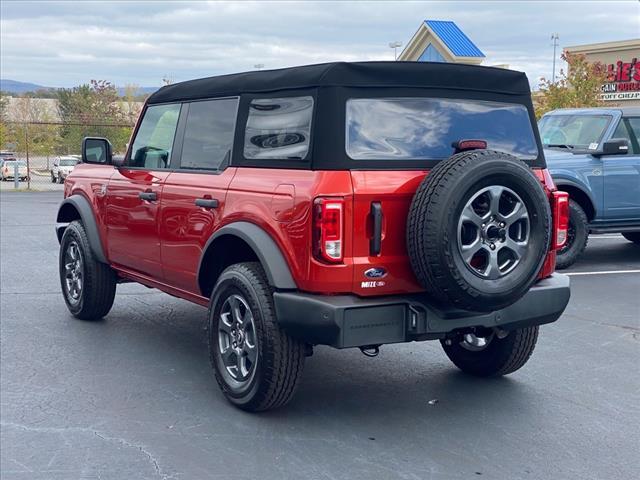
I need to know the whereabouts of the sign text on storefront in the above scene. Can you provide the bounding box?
[600,57,640,101]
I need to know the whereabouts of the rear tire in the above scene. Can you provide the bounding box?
[441,326,539,377]
[51,172,56,183]
[208,262,305,412]
[59,221,117,320]
[622,232,640,245]
[556,200,589,269]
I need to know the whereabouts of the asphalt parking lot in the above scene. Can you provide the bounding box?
[1,191,639,480]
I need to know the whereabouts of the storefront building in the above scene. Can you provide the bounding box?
[565,39,640,106]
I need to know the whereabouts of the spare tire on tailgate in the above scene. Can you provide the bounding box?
[407,150,551,312]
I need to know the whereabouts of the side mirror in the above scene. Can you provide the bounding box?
[82,137,113,164]
[597,138,630,156]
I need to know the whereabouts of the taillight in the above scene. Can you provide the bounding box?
[552,191,570,249]
[313,197,344,263]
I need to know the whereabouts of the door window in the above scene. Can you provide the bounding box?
[625,118,640,153]
[180,98,239,170]
[129,104,181,169]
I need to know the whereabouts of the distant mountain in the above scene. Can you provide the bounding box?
[0,79,51,94]
[1,79,158,97]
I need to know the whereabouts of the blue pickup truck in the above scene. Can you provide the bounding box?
[539,107,640,268]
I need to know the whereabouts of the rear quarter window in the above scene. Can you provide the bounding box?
[346,98,538,161]
[243,96,313,160]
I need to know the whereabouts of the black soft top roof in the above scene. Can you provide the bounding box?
[147,61,531,104]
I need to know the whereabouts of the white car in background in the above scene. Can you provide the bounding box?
[51,156,81,183]
[0,158,29,181]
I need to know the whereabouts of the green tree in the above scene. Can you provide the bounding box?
[0,93,9,150]
[57,80,133,154]
[535,52,608,118]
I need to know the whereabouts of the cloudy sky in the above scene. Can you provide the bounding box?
[1,0,638,89]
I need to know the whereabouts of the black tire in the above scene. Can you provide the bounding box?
[59,220,117,320]
[622,232,640,245]
[51,173,56,183]
[407,150,551,312]
[208,262,305,412]
[556,200,589,269]
[441,326,539,377]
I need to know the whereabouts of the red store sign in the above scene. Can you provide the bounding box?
[601,58,640,100]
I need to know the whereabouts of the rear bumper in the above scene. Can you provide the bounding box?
[274,273,570,348]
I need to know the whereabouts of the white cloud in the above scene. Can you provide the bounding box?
[1,1,638,88]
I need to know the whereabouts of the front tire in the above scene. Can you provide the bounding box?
[59,221,117,320]
[441,326,539,377]
[51,172,57,183]
[208,262,305,412]
[556,200,589,269]
[622,232,640,245]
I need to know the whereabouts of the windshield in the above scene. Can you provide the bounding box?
[346,97,539,161]
[4,161,26,167]
[59,159,78,166]
[538,114,611,149]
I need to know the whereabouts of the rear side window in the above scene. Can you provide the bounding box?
[129,104,180,169]
[180,98,239,170]
[244,96,313,160]
[346,98,538,160]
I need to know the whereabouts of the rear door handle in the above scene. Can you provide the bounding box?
[370,201,383,256]
[195,198,219,209]
[139,191,157,201]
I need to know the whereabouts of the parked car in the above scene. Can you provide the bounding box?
[1,159,29,181]
[51,155,81,183]
[540,107,640,268]
[56,62,571,411]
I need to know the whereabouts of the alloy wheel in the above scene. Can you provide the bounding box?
[460,332,494,351]
[217,294,258,385]
[457,185,530,279]
[64,241,83,304]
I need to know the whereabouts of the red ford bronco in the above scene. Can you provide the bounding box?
[57,62,571,411]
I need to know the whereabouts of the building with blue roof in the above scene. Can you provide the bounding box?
[398,20,486,65]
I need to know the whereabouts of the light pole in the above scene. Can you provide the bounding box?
[389,41,402,61]
[254,64,265,70]
[551,33,559,83]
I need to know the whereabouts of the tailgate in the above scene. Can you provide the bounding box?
[350,170,429,296]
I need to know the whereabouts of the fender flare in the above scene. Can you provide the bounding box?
[553,178,597,219]
[198,222,297,291]
[56,195,108,264]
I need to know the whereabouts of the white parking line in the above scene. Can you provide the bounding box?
[566,269,640,276]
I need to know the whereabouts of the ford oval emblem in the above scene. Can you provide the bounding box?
[364,267,387,279]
